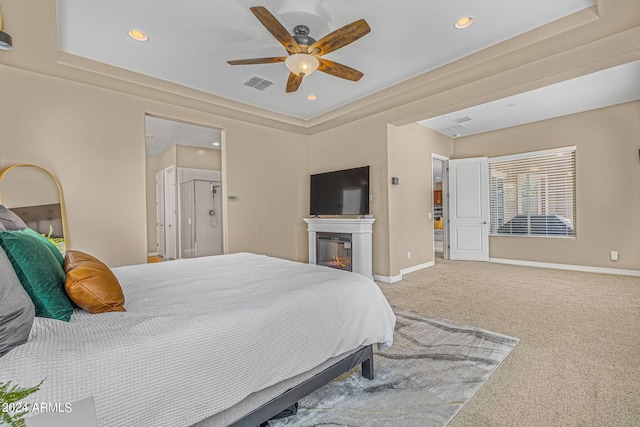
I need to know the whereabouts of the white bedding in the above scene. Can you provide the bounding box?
[0,253,395,427]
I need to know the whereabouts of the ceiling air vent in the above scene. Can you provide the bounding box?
[437,124,469,137]
[452,116,472,124]
[243,76,274,91]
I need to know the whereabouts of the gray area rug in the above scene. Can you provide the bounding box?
[271,308,519,427]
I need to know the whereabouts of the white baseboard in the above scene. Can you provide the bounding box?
[147,252,159,257]
[374,274,402,283]
[401,261,434,276]
[490,258,640,277]
[374,261,435,283]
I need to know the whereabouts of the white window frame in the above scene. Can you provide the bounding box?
[488,146,576,238]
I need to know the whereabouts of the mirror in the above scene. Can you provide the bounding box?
[0,164,68,250]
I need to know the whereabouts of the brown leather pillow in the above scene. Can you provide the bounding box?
[64,250,126,313]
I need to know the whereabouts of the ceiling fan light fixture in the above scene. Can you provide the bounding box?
[0,12,13,50]
[454,16,474,29]
[0,30,11,50]
[285,54,319,77]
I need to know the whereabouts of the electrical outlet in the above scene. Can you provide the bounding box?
[611,251,619,261]
[407,251,411,259]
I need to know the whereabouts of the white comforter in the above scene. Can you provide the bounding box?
[0,253,396,426]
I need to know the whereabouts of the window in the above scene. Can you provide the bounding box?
[489,147,576,237]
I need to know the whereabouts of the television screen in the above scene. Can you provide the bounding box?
[310,166,370,216]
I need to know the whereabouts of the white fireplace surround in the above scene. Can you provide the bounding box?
[304,218,375,279]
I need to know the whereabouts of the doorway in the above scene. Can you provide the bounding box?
[432,155,449,260]
[145,115,223,260]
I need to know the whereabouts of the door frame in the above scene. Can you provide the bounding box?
[164,164,177,259]
[155,170,165,257]
[432,154,450,260]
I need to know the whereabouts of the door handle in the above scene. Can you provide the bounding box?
[480,221,487,225]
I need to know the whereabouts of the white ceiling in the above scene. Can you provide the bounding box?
[56,0,596,121]
[418,60,640,138]
[145,116,221,156]
[148,58,640,155]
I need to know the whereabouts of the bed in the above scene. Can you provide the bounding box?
[0,252,396,426]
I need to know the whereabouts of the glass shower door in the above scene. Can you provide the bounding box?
[180,180,196,258]
[193,180,218,257]
[180,179,223,259]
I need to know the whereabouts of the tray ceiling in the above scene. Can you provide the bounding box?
[56,0,596,121]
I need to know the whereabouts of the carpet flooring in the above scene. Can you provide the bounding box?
[270,308,518,427]
[378,259,640,426]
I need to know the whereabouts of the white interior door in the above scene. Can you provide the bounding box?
[155,170,165,257]
[164,165,177,259]
[448,157,489,261]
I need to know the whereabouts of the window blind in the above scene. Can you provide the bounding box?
[488,147,576,237]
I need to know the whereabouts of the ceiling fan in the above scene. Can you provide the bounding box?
[228,6,371,93]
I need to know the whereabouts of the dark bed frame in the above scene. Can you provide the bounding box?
[228,345,375,427]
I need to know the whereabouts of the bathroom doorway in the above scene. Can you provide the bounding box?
[145,115,224,260]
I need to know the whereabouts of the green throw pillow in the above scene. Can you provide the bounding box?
[0,230,73,322]
[22,228,64,266]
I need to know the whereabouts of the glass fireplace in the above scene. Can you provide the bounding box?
[316,232,352,272]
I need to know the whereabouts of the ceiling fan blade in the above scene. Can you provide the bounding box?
[308,19,371,56]
[227,57,287,65]
[317,59,364,81]
[250,6,301,54]
[286,73,303,93]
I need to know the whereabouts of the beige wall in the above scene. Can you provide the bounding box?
[454,101,640,271]
[387,123,453,275]
[0,65,309,267]
[307,117,456,278]
[0,66,148,266]
[0,166,60,208]
[1,1,638,274]
[155,145,178,171]
[176,144,222,170]
[308,114,391,276]
[223,122,309,262]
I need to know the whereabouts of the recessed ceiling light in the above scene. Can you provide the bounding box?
[454,17,474,30]
[212,141,220,147]
[306,94,317,101]
[128,29,149,42]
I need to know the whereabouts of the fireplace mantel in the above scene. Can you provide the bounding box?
[304,217,375,279]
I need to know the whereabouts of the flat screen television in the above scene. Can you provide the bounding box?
[310,166,370,216]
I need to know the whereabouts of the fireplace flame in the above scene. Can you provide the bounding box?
[328,256,350,268]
